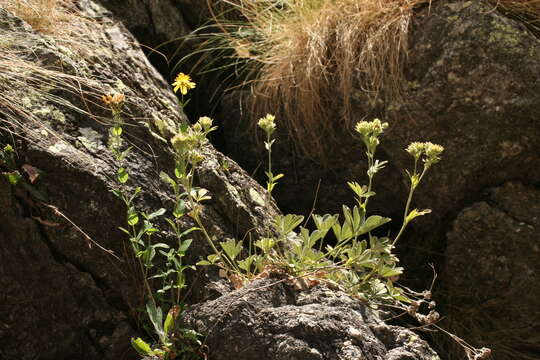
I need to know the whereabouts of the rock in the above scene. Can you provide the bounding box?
[182,278,441,360]
[0,3,276,359]
[444,182,540,359]
[96,0,191,47]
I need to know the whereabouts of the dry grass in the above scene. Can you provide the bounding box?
[490,0,540,34]
[200,0,431,160]
[0,0,80,34]
[195,0,540,160]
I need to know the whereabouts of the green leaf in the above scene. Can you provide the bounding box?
[148,208,166,220]
[255,238,276,254]
[173,199,186,218]
[274,214,304,235]
[128,187,141,204]
[405,208,432,224]
[117,167,129,184]
[110,189,124,200]
[131,338,152,355]
[379,267,403,278]
[127,208,139,226]
[178,239,192,254]
[111,125,122,136]
[237,255,255,272]
[357,215,391,235]
[153,243,170,250]
[220,239,242,260]
[163,309,175,336]
[197,253,220,266]
[313,214,338,231]
[146,302,165,343]
[160,171,176,189]
[3,171,21,185]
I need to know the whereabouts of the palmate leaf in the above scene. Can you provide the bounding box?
[220,239,242,260]
[273,214,304,235]
[255,238,276,253]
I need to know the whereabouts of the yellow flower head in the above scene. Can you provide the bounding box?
[101,93,125,107]
[172,73,196,95]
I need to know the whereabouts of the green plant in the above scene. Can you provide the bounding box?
[0,144,22,185]
[101,74,490,360]
[197,117,440,303]
[102,87,204,359]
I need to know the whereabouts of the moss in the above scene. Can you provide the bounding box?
[488,20,521,49]
[33,106,66,123]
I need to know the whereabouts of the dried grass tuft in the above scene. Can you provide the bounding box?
[490,0,540,34]
[195,0,540,160]
[0,0,79,34]
[200,0,431,160]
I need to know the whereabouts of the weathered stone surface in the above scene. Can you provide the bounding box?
[183,278,440,360]
[0,3,276,359]
[96,0,191,46]
[444,182,540,359]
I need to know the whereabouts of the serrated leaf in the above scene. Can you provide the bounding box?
[220,239,242,260]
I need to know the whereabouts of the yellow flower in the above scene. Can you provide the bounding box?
[101,93,125,107]
[172,73,196,95]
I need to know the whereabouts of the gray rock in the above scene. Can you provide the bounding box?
[444,182,540,359]
[183,278,441,360]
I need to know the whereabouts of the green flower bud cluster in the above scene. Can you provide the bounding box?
[171,117,216,167]
[354,118,389,153]
[406,141,444,165]
[257,114,276,136]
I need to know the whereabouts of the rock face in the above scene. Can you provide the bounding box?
[0,3,276,359]
[218,1,540,358]
[444,182,540,359]
[183,278,440,360]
